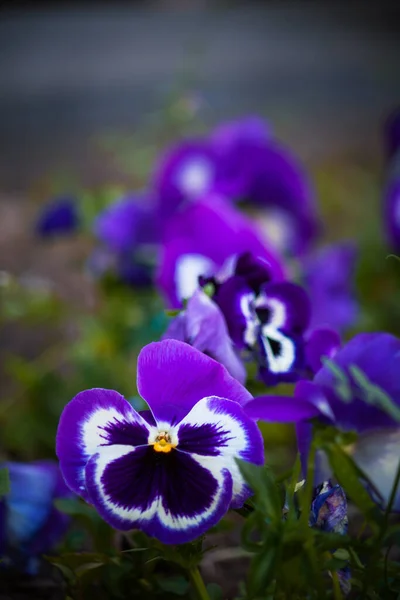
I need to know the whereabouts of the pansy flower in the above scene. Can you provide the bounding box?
[0,461,73,574]
[250,332,400,510]
[56,340,264,544]
[211,254,340,386]
[153,116,319,255]
[91,192,159,287]
[35,196,79,238]
[157,194,285,308]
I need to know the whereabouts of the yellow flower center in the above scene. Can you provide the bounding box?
[153,432,176,453]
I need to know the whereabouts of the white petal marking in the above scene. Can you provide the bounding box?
[175,254,215,301]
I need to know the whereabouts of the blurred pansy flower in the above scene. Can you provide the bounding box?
[208,253,340,385]
[154,116,319,255]
[157,195,285,307]
[253,332,400,510]
[91,192,159,287]
[302,242,359,334]
[35,196,79,237]
[56,339,264,544]
[0,461,73,574]
[163,289,246,383]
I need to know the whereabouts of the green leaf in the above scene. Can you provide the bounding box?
[0,467,10,496]
[349,365,400,423]
[247,542,280,598]
[322,359,352,403]
[236,459,282,519]
[157,576,189,595]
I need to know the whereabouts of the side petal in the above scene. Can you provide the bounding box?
[85,444,233,544]
[56,389,152,500]
[244,395,321,422]
[305,327,341,374]
[137,340,252,423]
[176,396,264,507]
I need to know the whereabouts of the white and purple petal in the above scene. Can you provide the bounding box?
[137,340,252,423]
[256,281,311,334]
[176,395,264,508]
[56,389,153,500]
[84,443,233,544]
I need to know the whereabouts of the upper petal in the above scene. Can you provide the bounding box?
[244,395,321,423]
[56,389,152,500]
[137,340,252,423]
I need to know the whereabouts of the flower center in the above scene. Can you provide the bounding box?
[153,431,176,453]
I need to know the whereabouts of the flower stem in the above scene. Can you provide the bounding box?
[189,566,210,600]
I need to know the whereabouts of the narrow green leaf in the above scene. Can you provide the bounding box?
[322,359,352,403]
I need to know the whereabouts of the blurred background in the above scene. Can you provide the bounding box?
[1,0,400,444]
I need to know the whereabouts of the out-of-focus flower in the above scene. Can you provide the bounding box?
[56,340,263,544]
[251,332,400,510]
[94,192,158,254]
[91,193,159,287]
[35,196,79,238]
[163,289,246,383]
[153,116,319,255]
[0,461,73,574]
[302,242,359,334]
[209,253,340,386]
[157,195,285,307]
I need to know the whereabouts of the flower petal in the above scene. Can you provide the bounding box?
[85,443,233,544]
[186,290,246,383]
[256,281,311,333]
[244,395,320,422]
[176,395,264,507]
[56,389,152,500]
[137,340,252,423]
[305,327,341,374]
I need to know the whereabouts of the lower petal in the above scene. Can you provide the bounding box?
[85,444,234,543]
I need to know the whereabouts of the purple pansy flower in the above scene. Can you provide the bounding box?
[157,195,286,308]
[154,116,319,255]
[302,242,359,334]
[163,289,246,383]
[92,193,159,287]
[0,461,73,573]
[210,254,340,386]
[250,332,400,510]
[56,340,264,544]
[35,196,79,238]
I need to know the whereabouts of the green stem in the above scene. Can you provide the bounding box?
[189,566,210,600]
